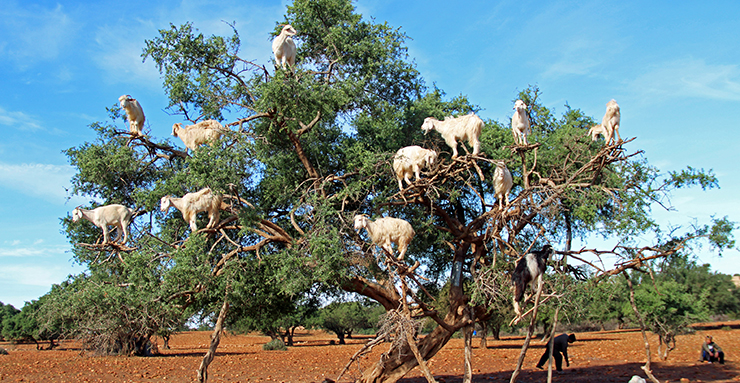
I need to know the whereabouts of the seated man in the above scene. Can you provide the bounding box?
[701,335,725,364]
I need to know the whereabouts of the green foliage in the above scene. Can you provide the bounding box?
[701,216,737,254]
[0,302,21,341]
[143,22,240,119]
[311,300,381,344]
[1,299,59,346]
[657,253,740,316]
[262,338,288,351]
[667,166,718,191]
[629,276,708,336]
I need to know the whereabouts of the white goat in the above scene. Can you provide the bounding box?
[171,120,224,152]
[72,204,134,245]
[392,146,438,190]
[421,113,483,158]
[601,99,621,144]
[493,160,513,208]
[511,99,531,145]
[118,95,145,135]
[353,215,415,260]
[160,188,222,233]
[587,124,609,142]
[272,24,297,69]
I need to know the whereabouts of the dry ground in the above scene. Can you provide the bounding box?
[1,327,739,382]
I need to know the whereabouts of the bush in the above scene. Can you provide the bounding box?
[262,338,287,351]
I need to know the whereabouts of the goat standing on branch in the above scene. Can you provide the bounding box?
[590,99,621,144]
[118,95,145,136]
[171,120,224,153]
[421,113,483,158]
[72,204,135,245]
[272,24,297,69]
[512,244,552,316]
[511,99,531,145]
[587,123,610,142]
[353,215,415,260]
[493,160,513,208]
[392,145,437,190]
[160,188,223,233]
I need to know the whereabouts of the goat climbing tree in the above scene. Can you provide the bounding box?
[44,0,735,382]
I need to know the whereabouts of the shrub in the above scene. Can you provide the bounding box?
[262,338,287,351]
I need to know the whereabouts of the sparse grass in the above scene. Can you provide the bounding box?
[262,338,287,351]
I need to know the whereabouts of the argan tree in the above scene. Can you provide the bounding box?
[41,0,734,382]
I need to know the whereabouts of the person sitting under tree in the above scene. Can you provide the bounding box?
[701,335,725,364]
[536,333,576,371]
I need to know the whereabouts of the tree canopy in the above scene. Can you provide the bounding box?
[35,0,735,382]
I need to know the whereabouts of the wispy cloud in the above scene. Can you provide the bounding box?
[0,106,43,132]
[629,58,740,102]
[540,38,608,79]
[0,244,68,258]
[0,162,77,203]
[90,2,283,88]
[0,2,79,69]
[0,264,75,288]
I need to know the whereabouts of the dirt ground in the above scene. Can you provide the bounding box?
[1,327,739,383]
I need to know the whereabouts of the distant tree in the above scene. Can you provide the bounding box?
[0,302,20,341]
[581,276,630,330]
[312,301,380,345]
[2,299,60,349]
[657,253,740,316]
[627,274,709,360]
[226,259,319,346]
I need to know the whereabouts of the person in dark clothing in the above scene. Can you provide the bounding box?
[536,333,576,371]
[701,336,725,364]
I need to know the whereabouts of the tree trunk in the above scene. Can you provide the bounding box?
[479,321,488,349]
[284,328,294,347]
[624,273,661,383]
[197,298,229,383]
[463,321,473,383]
[359,244,471,383]
[563,210,572,268]
[360,319,457,383]
[492,323,501,340]
[510,274,544,383]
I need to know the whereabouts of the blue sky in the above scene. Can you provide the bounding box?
[1,0,739,309]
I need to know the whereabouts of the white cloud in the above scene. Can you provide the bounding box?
[540,38,606,79]
[0,162,77,203]
[0,245,67,258]
[0,264,74,287]
[629,58,740,102]
[0,106,43,132]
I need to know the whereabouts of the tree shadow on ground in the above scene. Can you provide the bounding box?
[398,361,736,382]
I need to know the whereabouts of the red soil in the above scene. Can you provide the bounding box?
[1,328,739,382]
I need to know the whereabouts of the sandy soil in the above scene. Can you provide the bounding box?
[1,327,739,382]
